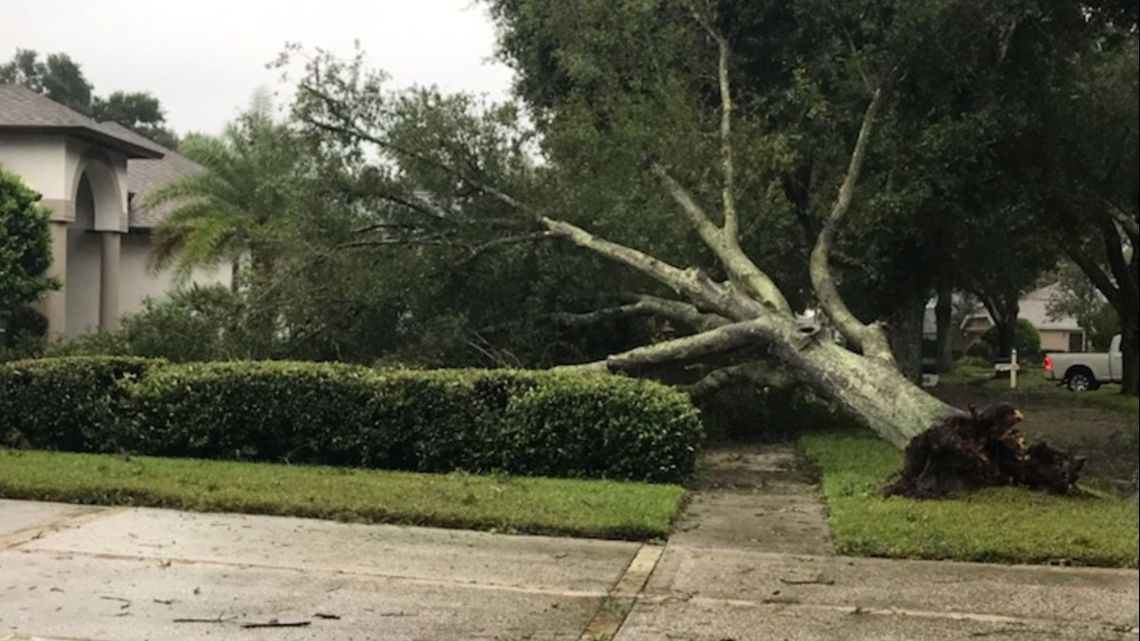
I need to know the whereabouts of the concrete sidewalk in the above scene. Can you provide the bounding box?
[1,447,1137,641]
[615,445,1139,641]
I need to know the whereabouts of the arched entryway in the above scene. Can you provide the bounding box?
[53,153,126,338]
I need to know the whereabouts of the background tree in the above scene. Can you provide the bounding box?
[2,48,178,147]
[91,91,179,148]
[1038,25,1138,395]
[0,49,91,113]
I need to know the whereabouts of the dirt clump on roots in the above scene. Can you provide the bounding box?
[885,403,1086,499]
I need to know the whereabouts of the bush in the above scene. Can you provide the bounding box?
[45,285,261,362]
[0,356,163,451]
[981,319,1041,361]
[1,306,48,363]
[1,168,57,325]
[10,361,702,483]
[127,361,384,465]
[964,340,993,360]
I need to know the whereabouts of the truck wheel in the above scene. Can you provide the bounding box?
[1067,372,1092,392]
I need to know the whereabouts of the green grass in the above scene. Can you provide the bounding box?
[801,431,1139,568]
[0,449,685,540]
[940,360,1139,415]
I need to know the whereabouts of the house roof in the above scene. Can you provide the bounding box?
[0,84,164,160]
[0,85,203,228]
[97,122,204,228]
[961,284,1083,332]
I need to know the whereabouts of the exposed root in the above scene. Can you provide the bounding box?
[885,404,1086,499]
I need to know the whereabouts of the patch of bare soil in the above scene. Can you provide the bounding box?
[933,386,1139,493]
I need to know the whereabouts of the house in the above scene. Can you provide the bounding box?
[0,84,228,339]
[959,284,1086,353]
[922,285,1087,355]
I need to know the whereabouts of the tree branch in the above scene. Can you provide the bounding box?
[716,36,738,241]
[682,361,795,397]
[554,316,792,374]
[538,216,764,320]
[650,163,793,314]
[552,295,731,334]
[626,294,731,332]
[1106,202,1140,242]
[808,86,894,363]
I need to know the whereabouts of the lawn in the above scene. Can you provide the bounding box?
[939,359,1139,415]
[0,449,685,540]
[801,431,1139,568]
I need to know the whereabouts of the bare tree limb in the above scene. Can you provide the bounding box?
[551,294,731,333]
[650,164,793,315]
[459,231,557,264]
[555,316,793,374]
[808,86,894,363]
[681,361,795,397]
[627,294,731,332]
[1106,201,1140,242]
[538,216,764,320]
[716,35,739,241]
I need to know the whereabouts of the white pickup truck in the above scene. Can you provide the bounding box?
[1043,334,1123,391]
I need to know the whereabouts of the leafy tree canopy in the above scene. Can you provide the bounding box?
[1,48,179,148]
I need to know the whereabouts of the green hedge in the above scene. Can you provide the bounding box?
[0,356,163,451]
[0,359,702,483]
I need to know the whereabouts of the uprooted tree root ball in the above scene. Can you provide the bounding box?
[884,404,1087,499]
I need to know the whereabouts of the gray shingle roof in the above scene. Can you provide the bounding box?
[0,84,163,159]
[98,122,205,228]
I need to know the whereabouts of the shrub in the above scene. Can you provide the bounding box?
[0,168,57,324]
[124,363,702,482]
[0,356,163,451]
[981,319,1041,361]
[127,361,383,465]
[1,306,48,363]
[964,340,993,360]
[45,285,261,362]
[498,372,702,482]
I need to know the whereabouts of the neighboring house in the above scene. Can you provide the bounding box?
[0,84,228,339]
[922,285,1086,354]
[959,284,1085,353]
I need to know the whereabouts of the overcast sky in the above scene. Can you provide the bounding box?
[1,0,516,136]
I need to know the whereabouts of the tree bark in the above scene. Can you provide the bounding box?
[888,292,927,384]
[934,284,954,373]
[1121,321,1139,397]
[792,340,959,448]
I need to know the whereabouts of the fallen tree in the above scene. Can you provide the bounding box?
[285,9,1085,491]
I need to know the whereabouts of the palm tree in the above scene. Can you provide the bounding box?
[145,98,301,288]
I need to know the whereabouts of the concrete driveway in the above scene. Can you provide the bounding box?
[1,447,1137,641]
[0,499,645,640]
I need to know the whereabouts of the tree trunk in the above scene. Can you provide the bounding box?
[888,293,926,384]
[934,285,954,373]
[996,321,1015,358]
[1121,322,1139,397]
[782,340,960,448]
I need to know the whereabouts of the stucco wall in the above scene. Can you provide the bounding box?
[1040,329,1081,353]
[0,133,69,201]
[119,232,231,316]
[64,177,100,337]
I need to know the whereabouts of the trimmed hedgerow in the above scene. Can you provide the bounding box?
[57,361,700,483]
[0,356,163,451]
[126,361,383,466]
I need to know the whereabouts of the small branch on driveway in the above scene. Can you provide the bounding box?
[240,620,313,629]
